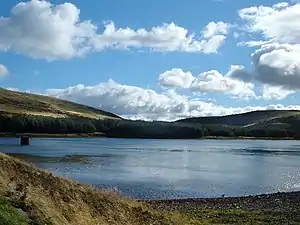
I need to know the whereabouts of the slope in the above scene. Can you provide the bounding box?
[176,110,300,126]
[0,153,187,225]
[0,88,120,120]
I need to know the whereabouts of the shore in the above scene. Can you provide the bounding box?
[147,191,300,211]
[147,192,300,224]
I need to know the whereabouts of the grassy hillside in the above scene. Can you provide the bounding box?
[0,153,184,225]
[177,110,300,126]
[0,88,120,120]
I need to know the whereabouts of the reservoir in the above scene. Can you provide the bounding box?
[1,138,300,200]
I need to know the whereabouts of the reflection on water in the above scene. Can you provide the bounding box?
[1,138,300,200]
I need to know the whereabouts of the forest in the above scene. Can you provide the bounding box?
[0,114,299,139]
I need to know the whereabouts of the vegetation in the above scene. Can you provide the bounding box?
[1,153,299,225]
[0,88,120,120]
[1,88,300,139]
[177,110,300,126]
[0,198,30,225]
[0,153,182,225]
[1,113,300,139]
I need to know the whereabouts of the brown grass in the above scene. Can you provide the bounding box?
[0,153,184,225]
[0,88,121,120]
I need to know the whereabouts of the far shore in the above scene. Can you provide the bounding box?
[0,132,299,140]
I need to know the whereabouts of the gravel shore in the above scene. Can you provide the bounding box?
[146,192,300,224]
[147,191,300,211]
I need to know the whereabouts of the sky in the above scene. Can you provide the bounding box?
[0,0,300,120]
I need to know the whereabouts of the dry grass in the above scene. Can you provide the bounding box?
[0,88,120,120]
[0,153,185,225]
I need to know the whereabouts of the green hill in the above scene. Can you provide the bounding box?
[1,88,300,139]
[176,110,300,126]
[0,88,120,120]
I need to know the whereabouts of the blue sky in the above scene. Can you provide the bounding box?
[0,0,300,120]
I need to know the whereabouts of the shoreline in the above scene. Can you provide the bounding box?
[0,133,298,140]
[146,191,300,223]
[146,191,300,209]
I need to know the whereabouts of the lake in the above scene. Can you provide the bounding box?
[1,138,300,200]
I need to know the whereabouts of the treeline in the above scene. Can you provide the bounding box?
[0,115,204,139]
[0,114,299,139]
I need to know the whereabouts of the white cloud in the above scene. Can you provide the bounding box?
[44,80,300,121]
[237,40,272,47]
[0,64,8,76]
[201,21,230,38]
[230,42,300,97]
[95,21,227,54]
[191,69,256,99]
[159,66,256,99]
[233,3,300,97]
[0,0,228,60]
[158,68,194,88]
[239,2,300,45]
[233,43,300,92]
[262,85,295,100]
[200,35,227,53]
[252,43,300,89]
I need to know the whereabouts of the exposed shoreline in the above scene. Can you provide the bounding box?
[146,191,300,211]
[146,191,300,224]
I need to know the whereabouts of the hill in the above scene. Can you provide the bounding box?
[176,110,300,126]
[0,88,120,120]
[1,88,300,139]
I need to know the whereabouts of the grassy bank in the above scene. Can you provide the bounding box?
[0,153,184,225]
[0,153,299,224]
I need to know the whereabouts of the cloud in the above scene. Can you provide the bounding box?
[239,2,300,45]
[158,68,194,88]
[191,69,256,99]
[232,43,300,92]
[262,85,295,100]
[0,0,228,60]
[232,2,300,99]
[202,21,231,38]
[253,43,300,89]
[0,64,8,76]
[95,21,227,54]
[159,66,256,99]
[44,80,299,121]
[237,40,272,47]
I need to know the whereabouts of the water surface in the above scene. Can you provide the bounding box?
[1,138,300,200]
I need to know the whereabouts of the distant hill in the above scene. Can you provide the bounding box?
[1,87,300,139]
[176,110,300,126]
[0,88,121,120]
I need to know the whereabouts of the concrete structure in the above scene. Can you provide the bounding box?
[20,136,30,145]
